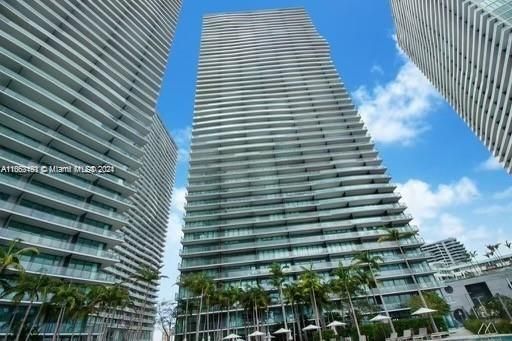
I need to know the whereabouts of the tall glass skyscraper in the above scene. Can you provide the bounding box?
[391,0,512,173]
[177,8,439,338]
[0,0,180,339]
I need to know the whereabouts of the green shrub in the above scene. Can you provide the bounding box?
[464,318,512,334]
[313,329,337,341]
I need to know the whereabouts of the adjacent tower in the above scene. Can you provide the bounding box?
[177,8,439,338]
[0,0,180,339]
[421,238,471,265]
[391,0,512,173]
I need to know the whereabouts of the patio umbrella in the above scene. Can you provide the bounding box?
[273,328,291,334]
[411,307,438,315]
[327,321,347,327]
[248,331,265,337]
[264,334,275,339]
[302,324,320,331]
[224,334,242,340]
[370,314,391,322]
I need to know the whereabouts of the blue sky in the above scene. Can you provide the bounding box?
[155,0,512,309]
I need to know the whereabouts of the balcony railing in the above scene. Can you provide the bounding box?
[0,228,119,261]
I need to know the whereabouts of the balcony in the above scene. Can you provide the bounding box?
[0,228,119,265]
[0,147,131,208]
[0,200,124,245]
[0,173,127,225]
[22,261,115,284]
[181,226,420,256]
[180,237,425,270]
[182,214,414,244]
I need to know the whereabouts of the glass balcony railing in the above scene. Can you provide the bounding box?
[208,258,430,281]
[182,214,414,242]
[185,203,405,229]
[22,261,115,283]
[181,226,419,255]
[0,124,133,189]
[187,175,388,198]
[0,148,130,205]
[181,237,425,269]
[186,193,398,219]
[0,228,119,261]
[0,174,126,222]
[0,200,124,242]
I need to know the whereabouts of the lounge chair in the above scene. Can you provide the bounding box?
[430,331,450,339]
[386,332,398,341]
[398,329,412,341]
[412,327,427,340]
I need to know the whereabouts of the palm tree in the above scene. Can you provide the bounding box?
[0,239,39,275]
[9,274,52,341]
[51,282,85,341]
[352,250,396,334]
[297,265,325,341]
[181,272,214,341]
[330,264,362,337]
[505,240,511,250]
[268,262,290,338]
[486,244,500,267]
[493,243,505,266]
[24,276,59,341]
[99,284,131,341]
[468,251,480,275]
[223,285,242,336]
[378,228,438,332]
[241,285,270,332]
[133,265,167,340]
[283,283,304,341]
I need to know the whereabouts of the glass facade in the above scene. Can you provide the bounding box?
[177,8,439,338]
[0,1,181,339]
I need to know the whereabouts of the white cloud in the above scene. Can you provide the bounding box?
[172,126,192,164]
[370,64,384,75]
[397,177,479,224]
[493,186,512,200]
[478,156,502,171]
[353,37,441,145]
[475,202,512,215]
[159,187,187,301]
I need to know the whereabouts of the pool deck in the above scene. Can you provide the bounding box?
[441,327,512,340]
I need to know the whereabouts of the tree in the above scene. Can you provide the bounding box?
[133,265,167,340]
[24,276,60,341]
[352,251,396,334]
[468,251,479,275]
[222,285,243,335]
[0,239,38,275]
[50,282,86,341]
[297,265,326,341]
[180,272,214,341]
[11,274,52,341]
[330,264,362,337]
[408,292,450,317]
[269,262,291,338]
[240,285,270,331]
[378,228,438,332]
[283,283,304,341]
[157,301,176,341]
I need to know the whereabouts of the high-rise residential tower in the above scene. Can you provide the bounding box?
[0,0,180,339]
[177,8,439,338]
[391,0,512,173]
[421,238,471,265]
